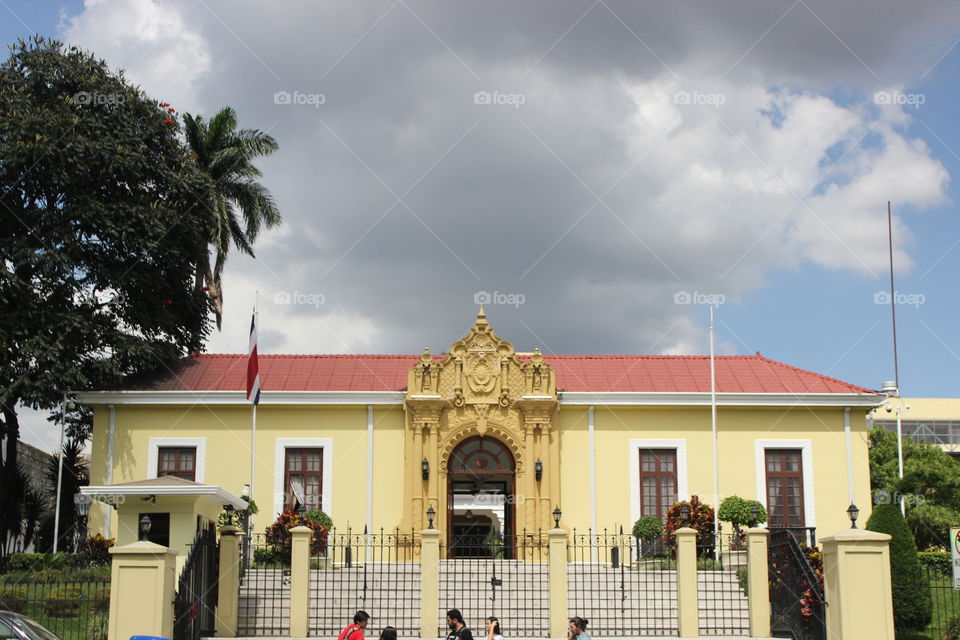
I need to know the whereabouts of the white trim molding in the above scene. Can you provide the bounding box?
[147,437,207,482]
[754,439,816,528]
[561,392,882,407]
[629,439,689,525]
[77,390,406,406]
[274,438,334,518]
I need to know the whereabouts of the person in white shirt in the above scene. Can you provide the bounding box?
[484,616,504,640]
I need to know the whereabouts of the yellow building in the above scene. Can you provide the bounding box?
[868,395,960,457]
[79,308,882,556]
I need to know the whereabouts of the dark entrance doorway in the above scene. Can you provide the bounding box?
[447,436,515,558]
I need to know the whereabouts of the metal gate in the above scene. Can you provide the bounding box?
[768,529,825,640]
[439,531,549,638]
[174,528,218,640]
[568,528,678,637]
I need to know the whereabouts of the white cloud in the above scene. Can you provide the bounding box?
[60,0,211,111]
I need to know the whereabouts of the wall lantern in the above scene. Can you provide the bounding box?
[535,459,543,482]
[422,458,430,481]
[139,514,152,541]
[847,503,860,529]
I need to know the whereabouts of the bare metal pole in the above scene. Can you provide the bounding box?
[710,306,720,563]
[53,393,67,552]
[888,201,906,514]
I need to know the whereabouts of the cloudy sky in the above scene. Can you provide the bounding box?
[5,0,960,450]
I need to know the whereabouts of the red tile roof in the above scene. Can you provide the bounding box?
[123,352,874,394]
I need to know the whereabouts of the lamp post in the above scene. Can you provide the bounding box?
[52,394,75,552]
[73,493,90,551]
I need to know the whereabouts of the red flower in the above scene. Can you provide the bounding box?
[163,119,174,125]
[163,299,173,305]
[167,107,176,113]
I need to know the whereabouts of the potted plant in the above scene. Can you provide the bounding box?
[717,496,766,568]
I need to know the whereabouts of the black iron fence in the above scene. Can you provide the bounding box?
[696,529,749,636]
[238,533,291,637]
[891,561,960,640]
[568,528,677,637]
[770,527,817,549]
[440,530,548,638]
[768,529,825,640]
[311,527,421,638]
[0,569,110,640]
[174,528,218,640]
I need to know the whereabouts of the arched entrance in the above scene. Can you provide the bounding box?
[447,436,515,558]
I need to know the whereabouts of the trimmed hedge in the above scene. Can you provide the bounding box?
[918,551,951,576]
[867,504,933,631]
[9,553,81,572]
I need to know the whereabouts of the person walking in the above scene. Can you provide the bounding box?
[445,609,474,640]
[338,611,370,640]
[568,617,591,640]
[379,626,397,640]
[484,616,503,640]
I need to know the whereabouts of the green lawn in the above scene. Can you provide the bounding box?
[0,571,110,640]
[896,575,960,640]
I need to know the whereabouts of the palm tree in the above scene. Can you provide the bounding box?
[183,107,282,328]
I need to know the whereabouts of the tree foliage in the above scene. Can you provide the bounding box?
[869,426,960,549]
[632,515,663,541]
[718,495,767,529]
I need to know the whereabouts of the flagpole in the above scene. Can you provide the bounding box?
[250,293,259,504]
[710,306,720,563]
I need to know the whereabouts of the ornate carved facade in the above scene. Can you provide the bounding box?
[404,307,559,537]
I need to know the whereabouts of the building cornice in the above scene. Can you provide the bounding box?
[76,389,883,407]
[557,391,884,407]
[75,390,407,405]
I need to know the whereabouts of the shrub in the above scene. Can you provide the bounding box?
[87,611,109,640]
[737,566,749,595]
[718,496,767,530]
[945,616,960,640]
[0,586,28,613]
[304,509,333,530]
[664,495,715,552]
[632,516,663,541]
[264,509,329,558]
[9,552,80,572]
[253,547,286,567]
[918,551,951,576]
[79,535,115,567]
[44,585,81,617]
[90,585,110,613]
[867,503,932,631]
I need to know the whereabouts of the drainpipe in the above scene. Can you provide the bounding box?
[588,405,597,561]
[367,405,374,532]
[104,404,116,537]
[843,407,854,505]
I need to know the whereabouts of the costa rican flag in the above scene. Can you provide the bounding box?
[246,311,261,405]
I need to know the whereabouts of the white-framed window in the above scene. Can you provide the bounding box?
[629,439,688,525]
[754,439,815,529]
[274,438,333,518]
[147,437,206,482]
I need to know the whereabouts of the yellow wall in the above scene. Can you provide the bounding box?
[869,397,960,421]
[559,405,874,537]
[89,401,874,542]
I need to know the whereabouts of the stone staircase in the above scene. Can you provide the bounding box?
[235,561,748,638]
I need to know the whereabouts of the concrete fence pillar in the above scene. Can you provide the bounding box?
[548,528,569,639]
[821,529,894,640]
[107,541,177,640]
[420,528,441,638]
[215,525,242,637]
[746,528,771,638]
[290,526,312,638]
[675,527,699,638]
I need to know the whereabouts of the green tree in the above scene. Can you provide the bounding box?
[0,37,213,545]
[182,107,281,328]
[866,503,932,631]
[869,426,960,549]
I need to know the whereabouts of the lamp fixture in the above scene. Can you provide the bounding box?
[847,503,860,529]
[535,459,543,482]
[422,458,430,481]
[139,514,152,541]
[465,509,474,519]
[73,493,89,518]
[750,504,760,527]
[679,505,691,526]
[242,483,250,500]
[426,506,436,529]
[553,506,562,528]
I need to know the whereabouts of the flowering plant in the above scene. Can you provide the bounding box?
[264,509,329,556]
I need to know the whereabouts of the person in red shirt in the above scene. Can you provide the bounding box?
[338,611,370,640]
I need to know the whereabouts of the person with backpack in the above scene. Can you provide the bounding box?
[445,609,474,640]
[339,611,370,640]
